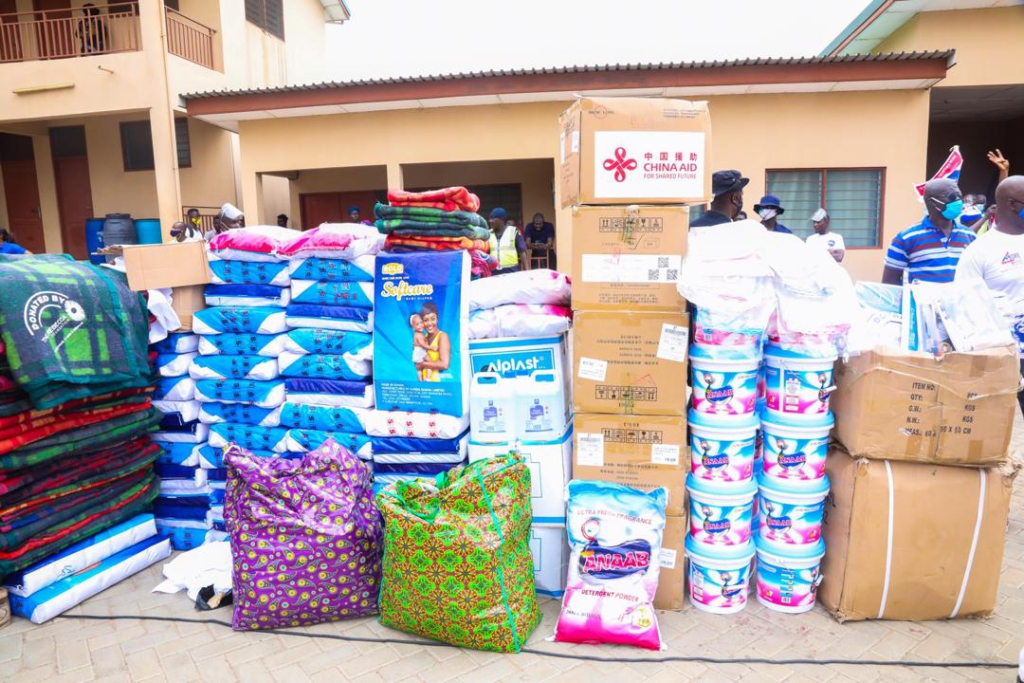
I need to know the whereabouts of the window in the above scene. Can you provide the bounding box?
[120,121,154,171]
[163,0,180,10]
[245,0,284,40]
[766,168,884,247]
[175,118,191,168]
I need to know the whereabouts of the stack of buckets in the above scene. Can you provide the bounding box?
[685,316,836,615]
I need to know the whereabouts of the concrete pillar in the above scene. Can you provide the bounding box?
[31,134,63,253]
[552,158,573,279]
[386,162,404,192]
[239,170,263,225]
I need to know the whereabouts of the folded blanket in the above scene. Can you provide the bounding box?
[290,280,373,309]
[283,329,372,356]
[277,351,372,382]
[379,223,493,240]
[0,437,155,497]
[387,187,481,213]
[0,402,153,457]
[198,403,282,427]
[189,354,280,381]
[197,333,287,358]
[0,255,150,409]
[208,258,291,287]
[279,402,369,434]
[203,285,291,309]
[468,304,573,340]
[288,256,375,283]
[374,203,488,227]
[383,235,489,253]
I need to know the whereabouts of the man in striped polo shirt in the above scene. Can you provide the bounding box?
[882,178,975,285]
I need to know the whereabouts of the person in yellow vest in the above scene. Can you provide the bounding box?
[487,208,527,275]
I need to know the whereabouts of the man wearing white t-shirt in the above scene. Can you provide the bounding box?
[805,209,845,263]
[955,175,1024,414]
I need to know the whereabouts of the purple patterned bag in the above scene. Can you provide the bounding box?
[224,439,383,630]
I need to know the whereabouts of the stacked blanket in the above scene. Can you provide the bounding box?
[0,257,161,581]
[468,269,574,339]
[374,188,494,279]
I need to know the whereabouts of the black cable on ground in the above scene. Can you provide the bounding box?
[57,614,1018,670]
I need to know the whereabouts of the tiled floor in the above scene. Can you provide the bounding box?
[2,426,1022,682]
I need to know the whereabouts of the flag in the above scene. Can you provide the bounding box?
[914,145,962,199]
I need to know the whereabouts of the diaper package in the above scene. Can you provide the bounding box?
[554,480,667,651]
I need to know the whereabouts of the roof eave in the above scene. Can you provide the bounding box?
[820,0,896,57]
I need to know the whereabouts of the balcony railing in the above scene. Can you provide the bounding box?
[0,2,139,64]
[166,8,215,70]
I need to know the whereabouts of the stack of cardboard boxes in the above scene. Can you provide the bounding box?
[822,344,1021,621]
[559,97,712,610]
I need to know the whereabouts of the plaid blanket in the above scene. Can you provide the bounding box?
[374,203,487,228]
[384,235,489,253]
[0,255,151,409]
[0,474,158,575]
[386,187,481,213]
[0,390,151,432]
[377,222,492,240]
[0,401,152,456]
[0,437,156,497]
[0,409,160,471]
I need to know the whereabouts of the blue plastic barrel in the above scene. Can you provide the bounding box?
[85,217,105,264]
[102,213,136,248]
[135,218,162,245]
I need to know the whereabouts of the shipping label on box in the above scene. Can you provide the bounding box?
[531,524,570,597]
[572,413,688,516]
[572,311,688,416]
[572,206,688,311]
[559,97,712,207]
[820,448,1019,622]
[831,345,1018,466]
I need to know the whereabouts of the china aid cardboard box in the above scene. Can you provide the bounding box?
[830,344,1019,467]
[819,448,1020,622]
[572,205,688,312]
[121,241,210,331]
[559,97,712,207]
[572,413,689,516]
[572,311,688,416]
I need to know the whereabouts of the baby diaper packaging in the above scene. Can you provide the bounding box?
[373,251,470,418]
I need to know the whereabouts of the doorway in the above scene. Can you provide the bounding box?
[50,125,93,259]
[0,133,45,253]
[300,190,383,230]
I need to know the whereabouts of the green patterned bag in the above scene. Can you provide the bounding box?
[376,454,541,653]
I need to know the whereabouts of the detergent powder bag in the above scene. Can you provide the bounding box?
[555,480,667,651]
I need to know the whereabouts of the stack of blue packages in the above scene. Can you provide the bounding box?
[370,430,470,495]
[150,332,213,550]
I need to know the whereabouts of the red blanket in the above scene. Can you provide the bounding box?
[0,401,152,456]
[384,235,489,253]
[387,187,481,213]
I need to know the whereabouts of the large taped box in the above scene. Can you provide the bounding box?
[831,345,1019,467]
[122,241,210,291]
[572,413,688,516]
[572,205,688,312]
[572,311,688,416]
[820,448,1019,622]
[171,285,206,332]
[559,97,712,207]
[654,513,687,611]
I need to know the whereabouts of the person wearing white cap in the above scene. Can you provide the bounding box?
[805,208,845,263]
[204,203,244,241]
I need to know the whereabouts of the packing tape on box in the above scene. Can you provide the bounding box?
[876,461,988,620]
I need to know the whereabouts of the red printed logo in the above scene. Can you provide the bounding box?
[603,147,637,183]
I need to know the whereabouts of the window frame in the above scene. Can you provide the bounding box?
[175,117,191,169]
[119,120,155,172]
[245,0,285,40]
[764,166,886,249]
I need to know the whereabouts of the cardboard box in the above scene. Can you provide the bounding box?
[571,205,688,312]
[831,345,1019,467]
[654,514,687,611]
[171,285,206,332]
[468,334,570,419]
[122,241,210,292]
[559,97,712,207]
[572,311,688,416]
[530,523,570,597]
[469,425,573,524]
[572,413,689,516]
[820,448,1020,622]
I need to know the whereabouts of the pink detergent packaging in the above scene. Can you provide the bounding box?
[763,344,837,419]
[689,346,760,416]
[554,480,667,651]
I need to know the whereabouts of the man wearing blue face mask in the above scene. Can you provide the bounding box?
[882,178,976,285]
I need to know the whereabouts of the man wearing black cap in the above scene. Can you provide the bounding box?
[691,170,749,228]
[753,195,793,234]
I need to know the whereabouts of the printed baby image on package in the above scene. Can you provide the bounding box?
[373,251,470,418]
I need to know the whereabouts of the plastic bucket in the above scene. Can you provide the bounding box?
[84,217,105,265]
[755,536,825,614]
[102,213,136,247]
[763,344,837,419]
[687,474,757,547]
[760,412,833,482]
[135,218,162,245]
[692,321,762,351]
[690,346,760,416]
[685,536,755,614]
[688,409,759,483]
[757,472,830,546]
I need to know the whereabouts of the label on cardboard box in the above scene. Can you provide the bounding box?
[659,548,678,570]
[576,432,604,467]
[577,357,608,382]
[580,254,681,284]
[651,443,681,466]
[571,130,580,153]
[657,324,689,362]
[592,130,706,200]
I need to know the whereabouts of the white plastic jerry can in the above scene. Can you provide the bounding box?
[518,370,567,439]
[469,372,517,444]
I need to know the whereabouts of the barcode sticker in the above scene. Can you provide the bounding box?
[578,357,608,382]
[651,443,680,466]
[571,130,580,153]
[577,432,604,467]
[659,548,678,569]
[657,324,689,362]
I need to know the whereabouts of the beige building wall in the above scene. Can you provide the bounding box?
[179,118,239,211]
[262,174,292,225]
[235,89,930,282]
[874,7,1024,88]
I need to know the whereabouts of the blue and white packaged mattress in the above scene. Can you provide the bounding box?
[371,450,468,465]
[208,422,290,454]
[152,399,201,423]
[156,442,203,467]
[197,333,287,357]
[285,304,372,333]
[363,410,470,439]
[370,431,469,456]
[198,402,282,427]
[152,332,200,354]
[288,255,375,282]
[149,422,209,444]
[194,379,286,408]
[156,352,198,378]
[276,351,372,381]
[279,401,369,434]
[154,519,210,552]
[208,256,291,287]
[203,284,291,308]
[284,328,372,357]
[283,378,374,408]
[192,306,289,335]
[284,428,373,458]
[189,354,280,381]
[290,280,374,309]
[154,376,195,402]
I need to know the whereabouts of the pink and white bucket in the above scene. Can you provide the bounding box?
[763,345,837,420]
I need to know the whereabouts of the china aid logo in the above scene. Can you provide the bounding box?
[603,147,637,182]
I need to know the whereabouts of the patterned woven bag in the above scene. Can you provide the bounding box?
[377,453,541,652]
